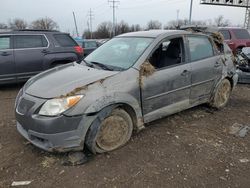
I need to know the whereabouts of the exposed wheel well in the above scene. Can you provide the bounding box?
[116,104,138,131]
[225,77,234,90]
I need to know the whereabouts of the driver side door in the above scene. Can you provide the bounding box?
[141,35,192,123]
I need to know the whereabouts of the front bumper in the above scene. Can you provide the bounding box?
[15,93,96,152]
[236,69,250,84]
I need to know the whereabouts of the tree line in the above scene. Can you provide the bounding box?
[84,15,232,39]
[0,15,233,39]
[0,17,58,30]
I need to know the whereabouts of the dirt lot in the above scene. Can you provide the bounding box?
[0,84,250,188]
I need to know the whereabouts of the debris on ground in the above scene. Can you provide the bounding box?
[239,158,249,163]
[228,123,249,138]
[41,156,57,168]
[11,181,32,186]
[62,151,93,166]
[0,143,2,150]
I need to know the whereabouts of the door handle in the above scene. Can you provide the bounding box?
[181,70,189,76]
[42,49,49,54]
[1,52,11,56]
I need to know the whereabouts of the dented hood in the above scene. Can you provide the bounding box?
[24,63,118,99]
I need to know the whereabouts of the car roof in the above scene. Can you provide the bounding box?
[0,29,68,35]
[219,27,247,30]
[117,30,190,38]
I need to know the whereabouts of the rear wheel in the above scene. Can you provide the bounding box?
[210,79,231,109]
[86,108,133,154]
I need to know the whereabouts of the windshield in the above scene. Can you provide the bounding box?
[84,37,153,70]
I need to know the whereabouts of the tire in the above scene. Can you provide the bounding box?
[210,79,231,109]
[86,108,133,154]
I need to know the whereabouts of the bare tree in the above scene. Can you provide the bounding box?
[9,18,28,29]
[115,20,130,35]
[0,23,8,29]
[214,15,230,27]
[95,22,113,39]
[146,20,162,30]
[30,17,59,30]
[130,24,142,32]
[165,19,207,29]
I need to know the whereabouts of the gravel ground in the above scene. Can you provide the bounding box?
[0,84,250,188]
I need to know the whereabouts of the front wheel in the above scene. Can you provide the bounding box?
[210,79,232,109]
[86,108,133,154]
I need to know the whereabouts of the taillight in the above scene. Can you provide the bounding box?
[74,46,84,54]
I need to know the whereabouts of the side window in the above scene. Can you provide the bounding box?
[220,30,231,40]
[54,34,77,47]
[188,36,214,62]
[15,35,48,49]
[149,37,184,69]
[0,36,11,50]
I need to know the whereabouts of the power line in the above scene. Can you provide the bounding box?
[108,0,120,36]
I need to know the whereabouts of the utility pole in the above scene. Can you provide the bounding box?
[244,0,250,29]
[72,11,79,37]
[108,0,120,37]
[88,8,94,39]
[189,0,193,24]
[177,9,180,28]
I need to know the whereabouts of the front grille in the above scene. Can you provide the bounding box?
[17,98,35,115]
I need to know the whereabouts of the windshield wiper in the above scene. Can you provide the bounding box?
[82,59,94,68]
[90,62,114,71]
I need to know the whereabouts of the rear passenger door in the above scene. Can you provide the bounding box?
[187,35,222,105]
[14,35,49,82]
[0,35,16,83]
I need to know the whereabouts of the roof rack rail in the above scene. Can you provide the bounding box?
[13,29,59,32]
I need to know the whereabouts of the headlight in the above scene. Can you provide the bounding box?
[39,95,83,116]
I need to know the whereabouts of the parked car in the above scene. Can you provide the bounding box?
[15,30,238,153]
[219,27,250,54]
[82,40,99,56]
[235,47,250,83]
[0,29,83,84]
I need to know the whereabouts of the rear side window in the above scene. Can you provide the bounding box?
[0,36,10,50]
[220,30,231,40]
[188,36,214,62]
[84,41,97,48]
[15,35,48,49]
[54,34,77,47]
[233,29,250,39]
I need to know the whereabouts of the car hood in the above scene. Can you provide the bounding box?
[24,63,119,99]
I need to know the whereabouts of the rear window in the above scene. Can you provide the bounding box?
[54,34,77,47]
[233,29,250,39]
[0,36,10,50]
[220,30,231,40]
[15,35,48,49]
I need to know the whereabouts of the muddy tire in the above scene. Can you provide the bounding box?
[210,79,231,109]
[86,108,133,154]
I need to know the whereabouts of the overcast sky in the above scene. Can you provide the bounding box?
[0,0,245,35]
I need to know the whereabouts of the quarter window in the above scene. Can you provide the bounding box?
[0,36,10,50]
[15,35,48,49]
[220,30,231,40]
[54,34,77,47]
[188,36,214,62]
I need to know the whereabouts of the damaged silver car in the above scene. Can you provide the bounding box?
[15,30,238,153]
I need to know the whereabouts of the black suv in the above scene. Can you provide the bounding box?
[0,29,83,84]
